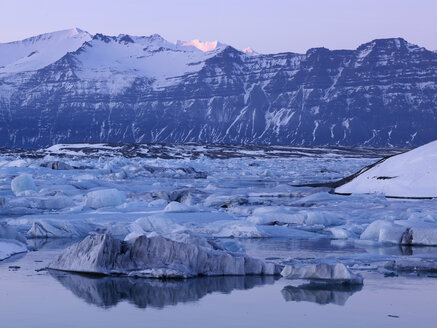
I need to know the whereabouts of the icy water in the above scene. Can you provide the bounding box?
[1,243,436,328]
[1,144,437,327]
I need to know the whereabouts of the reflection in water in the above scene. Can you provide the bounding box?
[49,270,278,309]
[281,282,362,306]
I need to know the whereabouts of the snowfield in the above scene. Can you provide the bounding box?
[336,139,437,198]
[1,143,437,279]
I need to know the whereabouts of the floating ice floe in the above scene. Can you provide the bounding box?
[7,196,75,211]
[0,222,27,243]
[0,220,28,260]
[11,174,36,196]
[281,262,363,285]
[247,207,344,227]
[164,201,198,213]
[360,220,437,245]
[48,234,281,278]
[41,161,73,170]
[85,189,126,209]
[335,139,437,198]
[385,257,437,273]
[26,220,100,239]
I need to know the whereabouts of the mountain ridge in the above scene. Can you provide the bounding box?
[0,29,436,148]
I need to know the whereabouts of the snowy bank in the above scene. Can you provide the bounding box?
[335,140,437,198]
[48,234,281,278]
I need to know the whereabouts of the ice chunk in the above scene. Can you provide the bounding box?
[360,220,437,245]
[128,216,184,235]
[281,262,363,285]
[248,207,343,226]
[385,257,437,273]
[360,220,405,244]
[48,234,281,278]
[27,220,99,238]
[41,161,73,170]
[164,201,198,213]
[198,220,266,238]
[204,195,248,208]
[0,239,27,261]
[328,227,353,239]
[398,224,437,246]
[0,222,27,244]
[148,199,168,207]
[11,174,36,196]
[85,189,126,209]
[38,196,75,210]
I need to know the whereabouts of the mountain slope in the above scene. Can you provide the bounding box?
[0,30,436,148]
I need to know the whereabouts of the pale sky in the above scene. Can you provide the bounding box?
[0,0,436,53]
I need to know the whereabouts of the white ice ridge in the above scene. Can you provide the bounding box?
[335,139,437,198]
[48,234,282,278]
[281,262,363,285]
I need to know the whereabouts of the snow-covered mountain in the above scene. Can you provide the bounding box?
[0,29,436,148]
[0,28,91,74]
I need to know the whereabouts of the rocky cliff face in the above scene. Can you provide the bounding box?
[0,30,436,148]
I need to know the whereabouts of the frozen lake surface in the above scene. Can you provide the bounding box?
[0,143,436,327]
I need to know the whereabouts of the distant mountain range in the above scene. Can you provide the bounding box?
[0,28,436,148]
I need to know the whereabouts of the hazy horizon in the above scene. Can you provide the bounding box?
[1,0,436,53]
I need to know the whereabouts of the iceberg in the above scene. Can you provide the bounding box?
[41,161,73,170]
[27,220,99,239]
[385,257,437,273]
[85,189,126,209]
[360,220,437,245]
[48,234,281,278]
[164,201,198,213]
[281,262,363,285]
[11,174,36,196]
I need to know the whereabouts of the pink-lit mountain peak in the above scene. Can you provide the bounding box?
[177,39,225,52]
